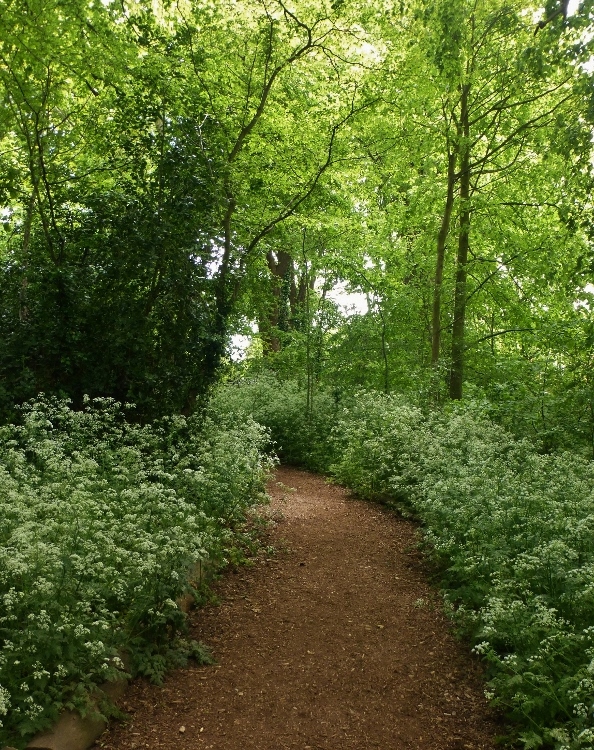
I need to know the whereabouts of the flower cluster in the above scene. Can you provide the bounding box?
[0,396,273,746]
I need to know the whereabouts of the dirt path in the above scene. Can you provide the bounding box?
[95,467,501,750]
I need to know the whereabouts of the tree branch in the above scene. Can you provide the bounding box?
[465,328,535,349]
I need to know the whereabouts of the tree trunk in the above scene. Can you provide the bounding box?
[19,188,37,322]
[260,249,293,353]
[450,84,471,400]
[431,148,457,365]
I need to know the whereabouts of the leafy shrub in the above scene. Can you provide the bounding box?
[0,396,273,747]
[330,390,424,502]
[211,374,338,471]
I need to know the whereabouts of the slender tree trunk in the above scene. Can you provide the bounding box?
[377,304,389,393]
[313,280,330,389]
[304,256,313,421]
[450,84,471,400]
[19,188,37,322]
[431,148,457,365]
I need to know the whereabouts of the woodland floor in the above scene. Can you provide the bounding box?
[94,467,502,750]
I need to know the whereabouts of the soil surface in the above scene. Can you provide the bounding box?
[95,467,502,750]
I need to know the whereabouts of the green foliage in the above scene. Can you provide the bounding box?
[131,638,215,687]
[0,0,225,419]
[2,0,594,744]
[0,396,272,747]
[0,0,370,418]
[331,391,424,500]
[211,374,338,472]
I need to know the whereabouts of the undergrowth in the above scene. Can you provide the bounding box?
[211,373,338,471]
[6,375,594,750]
[0,395,273,747]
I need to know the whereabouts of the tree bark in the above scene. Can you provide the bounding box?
[450,83,471,400]
[431,148,457,365]
[260,249,293,353]
[19,188,37,322]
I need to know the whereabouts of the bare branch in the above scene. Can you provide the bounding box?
[465,328,535,349]
[241,93,375,261]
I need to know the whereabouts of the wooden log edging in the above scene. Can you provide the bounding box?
[2,560,211,750]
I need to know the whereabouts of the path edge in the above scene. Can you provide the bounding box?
[2,561,212,750]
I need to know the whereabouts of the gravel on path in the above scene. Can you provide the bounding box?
[94,466,501,750]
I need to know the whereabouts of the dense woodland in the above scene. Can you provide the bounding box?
[0,0,593,431]
[2,0,594,747]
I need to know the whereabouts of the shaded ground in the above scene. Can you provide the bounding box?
[95,467,501,750]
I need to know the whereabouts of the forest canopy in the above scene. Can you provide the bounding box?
[3,1,594,747]
[0,0,593,439]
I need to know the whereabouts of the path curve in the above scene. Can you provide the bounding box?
[95,467,500,750]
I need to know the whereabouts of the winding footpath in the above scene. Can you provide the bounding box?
[95,467,501,750]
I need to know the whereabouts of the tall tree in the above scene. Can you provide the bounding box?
[0,0,371,417]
